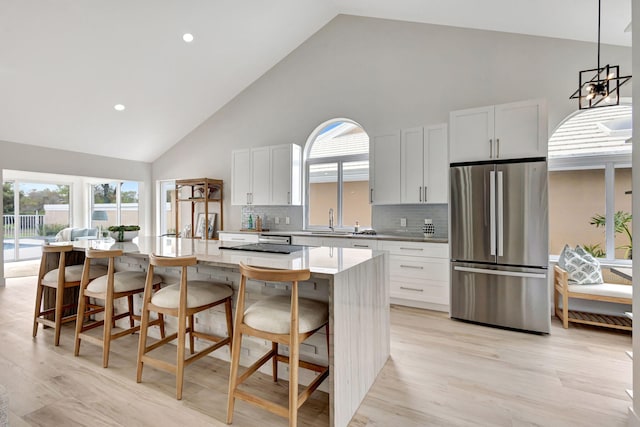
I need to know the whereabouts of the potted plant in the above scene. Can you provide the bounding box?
[108,225,140,242]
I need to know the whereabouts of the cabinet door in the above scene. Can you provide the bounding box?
[231,149,252,205]
[370,130,401,204]
[291,235,322,246]
[449,105,494,163]
[400,127,424,203]
[251,146,270,205]
[424,124,448,203]
[494,99,547,160]
[270,144,301,205]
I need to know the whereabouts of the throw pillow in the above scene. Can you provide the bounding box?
[559,244,603,285]
[70,228,88,241]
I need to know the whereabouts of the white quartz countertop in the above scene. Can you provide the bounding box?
[221,230,448,243]
[64,236,382,278]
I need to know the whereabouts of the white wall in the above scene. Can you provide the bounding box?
[0,139,152,285]
[151,15,632,231]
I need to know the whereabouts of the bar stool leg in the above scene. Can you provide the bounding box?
[272,342,278,382]
[32,281,44,338]
[53,282,65,346]
[176,309,187,400]
[103,292,115,368]
[137,287,152,383]
[74,294,88,356]
[188,315,195,355]
[159,313,166,338]
[128,295,135,328]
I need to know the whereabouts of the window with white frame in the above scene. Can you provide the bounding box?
[305,120,370,230]
[90,181,139,230]
[548,103,632,262]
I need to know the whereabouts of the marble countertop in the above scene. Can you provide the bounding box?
[220,230,448,244]
[64,236,382,278]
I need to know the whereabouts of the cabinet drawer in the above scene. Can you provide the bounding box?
[390,279,449,305]
[381,241,449,258]
[218,233,259,244]
[349,239,378,250]
[389,256,449,281]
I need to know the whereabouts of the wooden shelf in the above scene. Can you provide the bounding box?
[175,178,224,240]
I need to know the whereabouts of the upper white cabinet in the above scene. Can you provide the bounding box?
[370,124,448,205]
[449,99,547,163]
[369,130,401,205]
[231,144,302,206]
[400,124,448,204]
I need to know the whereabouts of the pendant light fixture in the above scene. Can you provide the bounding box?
[569,0,631,109]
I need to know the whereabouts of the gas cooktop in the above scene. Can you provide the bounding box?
[219,243,305,254]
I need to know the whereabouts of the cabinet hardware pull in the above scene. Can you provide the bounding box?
[489,138,493,158]
[353,244,369,248]
[370,188,373,203]
[400,247,423,251]
[496,138,500,158]
[424,186,427,202]
[231,238,245,241]
[246,193,250,204]
[287,191,291,204]
[400,264,424,269]
[400,286,424,292]
[419,186,422,202]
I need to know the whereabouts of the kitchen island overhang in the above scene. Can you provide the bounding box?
[68,236,390,427]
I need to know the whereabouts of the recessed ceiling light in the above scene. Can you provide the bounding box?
[182,33,194,43]
[114,104,126,111]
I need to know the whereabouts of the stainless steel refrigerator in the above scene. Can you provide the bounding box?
[450,157,550,333]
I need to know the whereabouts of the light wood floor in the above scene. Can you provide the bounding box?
[0,276,632,426]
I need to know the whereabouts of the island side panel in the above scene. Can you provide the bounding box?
[330,252,389,427]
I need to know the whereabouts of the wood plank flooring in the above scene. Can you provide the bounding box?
[0,276,632,426]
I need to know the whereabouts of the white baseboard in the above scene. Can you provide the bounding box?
[628,407,640,427]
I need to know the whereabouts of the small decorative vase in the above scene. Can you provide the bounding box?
[422,219,435,238]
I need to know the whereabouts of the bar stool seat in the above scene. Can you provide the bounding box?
[87,270,155,293]
[34,244,107,346]
[244,295,328,334]
[137,254,234,400]
[75,249,165,368]
[227,262,329,427]
[152,281,232,309]
[42,264,108,286]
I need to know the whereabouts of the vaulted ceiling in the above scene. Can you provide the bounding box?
[0,0,631,162]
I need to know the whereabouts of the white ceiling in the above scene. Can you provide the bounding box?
[0,0,631,162]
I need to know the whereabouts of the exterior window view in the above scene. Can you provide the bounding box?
[548,104,632,262]
[1,3,639,427]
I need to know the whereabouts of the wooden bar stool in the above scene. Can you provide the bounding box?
[136,254,234,400]
[33,244,108,346]
[74,248,165,368]
[227,262,329,427]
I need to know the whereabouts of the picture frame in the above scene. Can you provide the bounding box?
[195,213,217,238]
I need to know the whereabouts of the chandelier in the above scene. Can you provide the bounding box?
[569,0,631,109]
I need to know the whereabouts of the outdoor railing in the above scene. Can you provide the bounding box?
[3,214,45,238]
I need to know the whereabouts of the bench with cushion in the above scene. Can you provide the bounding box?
[554,265,632,331]
[55,227,99,242]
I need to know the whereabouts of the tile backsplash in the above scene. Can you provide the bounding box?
[372,204,448,238]
[241,204,448,238]
[241,206,303,231]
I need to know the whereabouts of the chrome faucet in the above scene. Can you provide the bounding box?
[329,208,334,232]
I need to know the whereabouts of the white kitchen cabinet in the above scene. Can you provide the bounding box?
[400,124,448,204]
[380,241,450,312]
[218,232,259,246]
[369,130,401,205]
[231,144,302,205]
[270,144,301,205]
[449,99,547,163]
[291,235,322,246]
[290,235,377,250]
[231,149,252,205]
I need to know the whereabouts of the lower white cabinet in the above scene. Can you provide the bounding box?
[380,241,450,312]
[218,232,259,246]
[291,235,378,250]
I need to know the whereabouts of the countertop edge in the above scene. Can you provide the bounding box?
[219,230,448,244]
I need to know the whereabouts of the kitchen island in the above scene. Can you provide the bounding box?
[70,236,389,427]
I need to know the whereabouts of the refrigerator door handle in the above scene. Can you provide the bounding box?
[497,170,504,257]
[490,170,496,256]
[453,266,547,279]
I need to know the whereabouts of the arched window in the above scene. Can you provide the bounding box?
[548,102,632,261]
[305,119,370,230]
